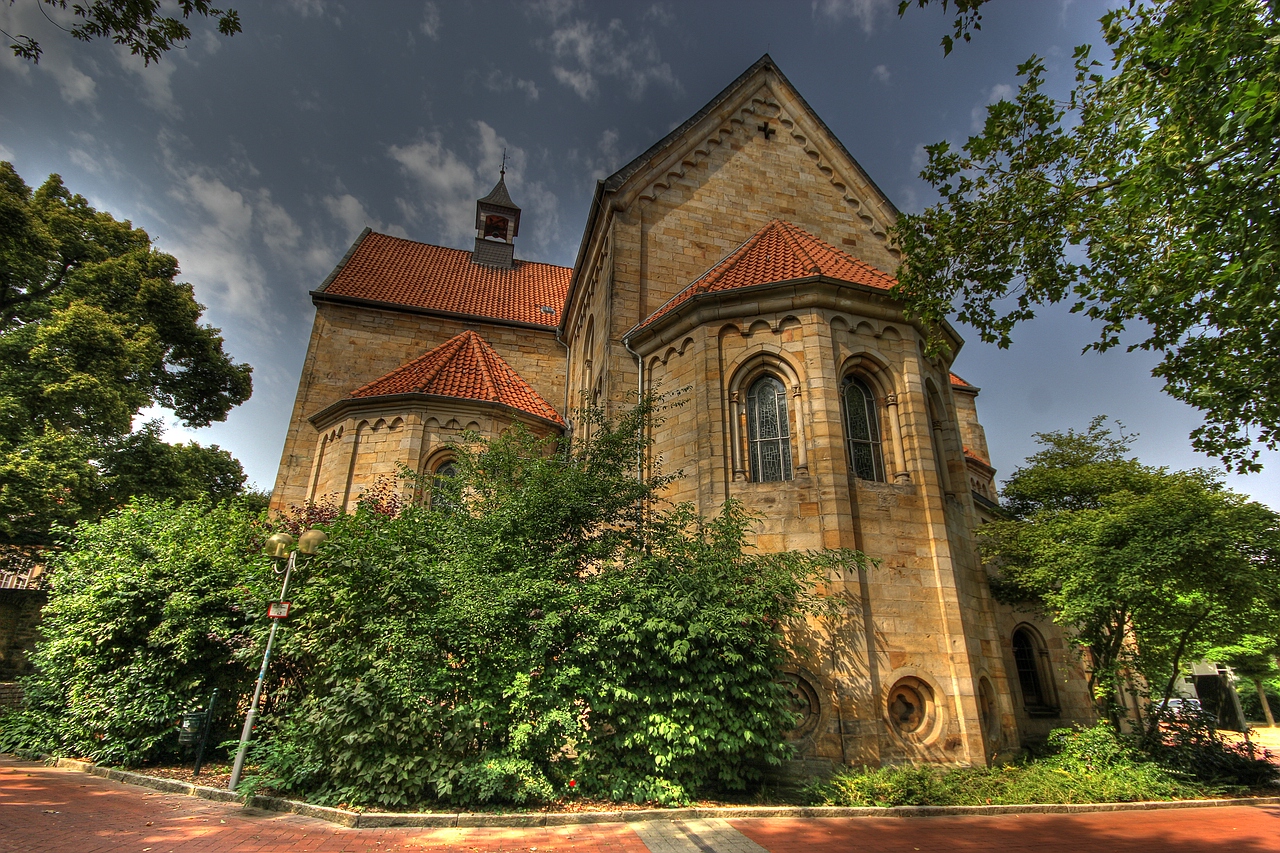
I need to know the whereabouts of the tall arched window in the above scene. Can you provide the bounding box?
[1012,626,1059,716]
[746,375,793,482]
[842,377,885,481]
[429,460,458,509]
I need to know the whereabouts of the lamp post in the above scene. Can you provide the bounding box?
[227,528,326,792]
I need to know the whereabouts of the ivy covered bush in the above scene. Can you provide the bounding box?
[250,402,845,808]
[2,399,847,809]
[0,497,273,765]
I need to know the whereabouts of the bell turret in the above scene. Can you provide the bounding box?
[472,160,521,269]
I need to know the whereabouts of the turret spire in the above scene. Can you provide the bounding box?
[473,166,522,269]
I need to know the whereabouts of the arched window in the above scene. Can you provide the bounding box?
[484,214,508,239]
[842,377,885,482]
[746,375,792,482]
[1012,627,1059,716]
[429,460,458,509]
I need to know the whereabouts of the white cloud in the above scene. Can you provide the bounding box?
[286,0,327,17]
[570,128,623,183]
[0,1,98,104]
[0,143,14,161]
[872,64,890,84]
[420,2,441,39]
[323,193,410,240]
[116,48,180,115]
[530,0,578,24]
[812,0,895,33]
[0,1,104,103]
[971,82,1015,130]
[67,147,102,175]
[166,173,271,319]
[543,16,679,101]
[481,68,540,101]
[643,4,677,26]
[388,122,561,254]
[152,137,336,323]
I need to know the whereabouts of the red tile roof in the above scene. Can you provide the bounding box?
[634,219,897,331]
[963,446,993,468]
[320,231,570,327]
[349,330,563,426]
[950,372,972,388]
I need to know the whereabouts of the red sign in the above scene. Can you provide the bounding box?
[267,601,291,619]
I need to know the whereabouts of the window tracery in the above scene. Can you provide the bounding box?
[842,376,885,481]
[746,374,793,482]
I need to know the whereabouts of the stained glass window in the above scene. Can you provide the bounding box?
[746,375,793,482]
[842,377,885,481]
[430,460,458,509]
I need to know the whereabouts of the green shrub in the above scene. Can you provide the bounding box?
[11,497,268,765]
[250,405,845,809]
[1143,709,1278,788]
[816,723,1208,807]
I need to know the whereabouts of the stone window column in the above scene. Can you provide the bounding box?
[729,391,747,480]
[884,393,911,483]
[791,383,809,475]
[931,418,955,495]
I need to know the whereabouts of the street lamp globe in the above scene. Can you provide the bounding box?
[263,532,295,559]
[297,529,327,555]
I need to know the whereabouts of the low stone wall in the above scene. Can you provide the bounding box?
[0,682,22,708]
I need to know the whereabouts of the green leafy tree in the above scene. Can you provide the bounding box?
[1,497,271,766]
[984,418,1280,733]
[895,0,1280,472]
[252,402,849,808]
[0,162,253,542]
[3,0,241,64]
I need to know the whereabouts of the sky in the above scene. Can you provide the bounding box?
[2,0,1276,508]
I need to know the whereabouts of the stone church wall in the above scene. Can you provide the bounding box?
[271,301,565,513]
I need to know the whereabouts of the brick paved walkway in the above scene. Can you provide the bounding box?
[3,757,1280,852]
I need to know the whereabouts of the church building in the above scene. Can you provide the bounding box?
[271,55,1094,769]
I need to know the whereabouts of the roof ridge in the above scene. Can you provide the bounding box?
[701,222,776,292]
[416,332,472,392]
[468,331,501,401]
[775,220,821,275]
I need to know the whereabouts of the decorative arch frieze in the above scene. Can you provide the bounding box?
[632,84,898,256]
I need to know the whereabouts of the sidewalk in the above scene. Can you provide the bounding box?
[3,756,1279,852]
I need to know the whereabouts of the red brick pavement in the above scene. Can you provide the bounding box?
[731,807,1280,853]
[5,756,1280,853]
[0,758,648,853]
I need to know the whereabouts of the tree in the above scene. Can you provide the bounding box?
[984,418,1280,732]
[251,403,848,808]
[0,162,253,542]
[3,0,240,65]
[1,497,271,766]
[895,0,1280,472]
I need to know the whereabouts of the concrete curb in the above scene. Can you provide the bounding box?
[10,753,1280,829]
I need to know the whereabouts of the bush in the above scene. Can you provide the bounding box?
[1143,708,1278,788]
[7,497,268,765]
[249,405,846,809]
[816,723,1208,807]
